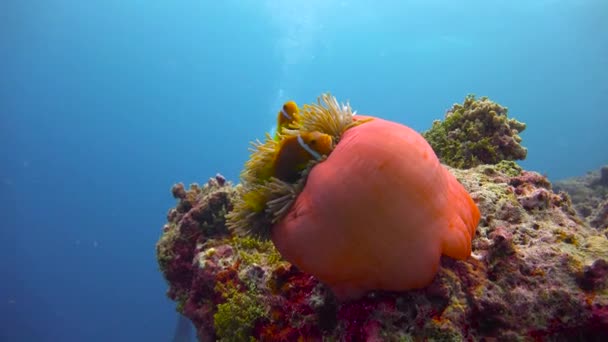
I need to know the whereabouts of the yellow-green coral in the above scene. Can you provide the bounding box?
[422,319,464,342]
[553,229,580,246]
[156,223,179,272]
[495,160,523,177]
[422,95,527,169]
[175,292,189,314]
[213,286,266,342]
[225,93,371,239]
[232,236,283,266]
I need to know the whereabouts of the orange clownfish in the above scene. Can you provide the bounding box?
[272,131,332,183]
[276,101,300,137]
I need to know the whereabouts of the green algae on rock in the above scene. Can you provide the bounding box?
[422,95,527,169]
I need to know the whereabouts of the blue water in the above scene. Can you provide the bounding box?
[1,1,606,341]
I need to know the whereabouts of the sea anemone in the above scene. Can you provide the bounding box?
[225,94,368,239]
[227,94,480,300]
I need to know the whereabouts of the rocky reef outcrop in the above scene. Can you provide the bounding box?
[156,95,607,341]
[156,164,608,341]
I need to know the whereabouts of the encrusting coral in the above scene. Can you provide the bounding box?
[422,94,527,169]
[156,95,608,341]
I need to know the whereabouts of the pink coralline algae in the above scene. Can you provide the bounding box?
[156,163,608,341]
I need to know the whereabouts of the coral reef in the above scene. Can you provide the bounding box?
[554,165,608,231]
[422,95,527,169]
[157,164,608,341]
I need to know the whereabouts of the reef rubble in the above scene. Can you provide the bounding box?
[156,165,608,341]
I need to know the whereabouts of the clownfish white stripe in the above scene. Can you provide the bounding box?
[297,134,322,161]
[281,108,292,120]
